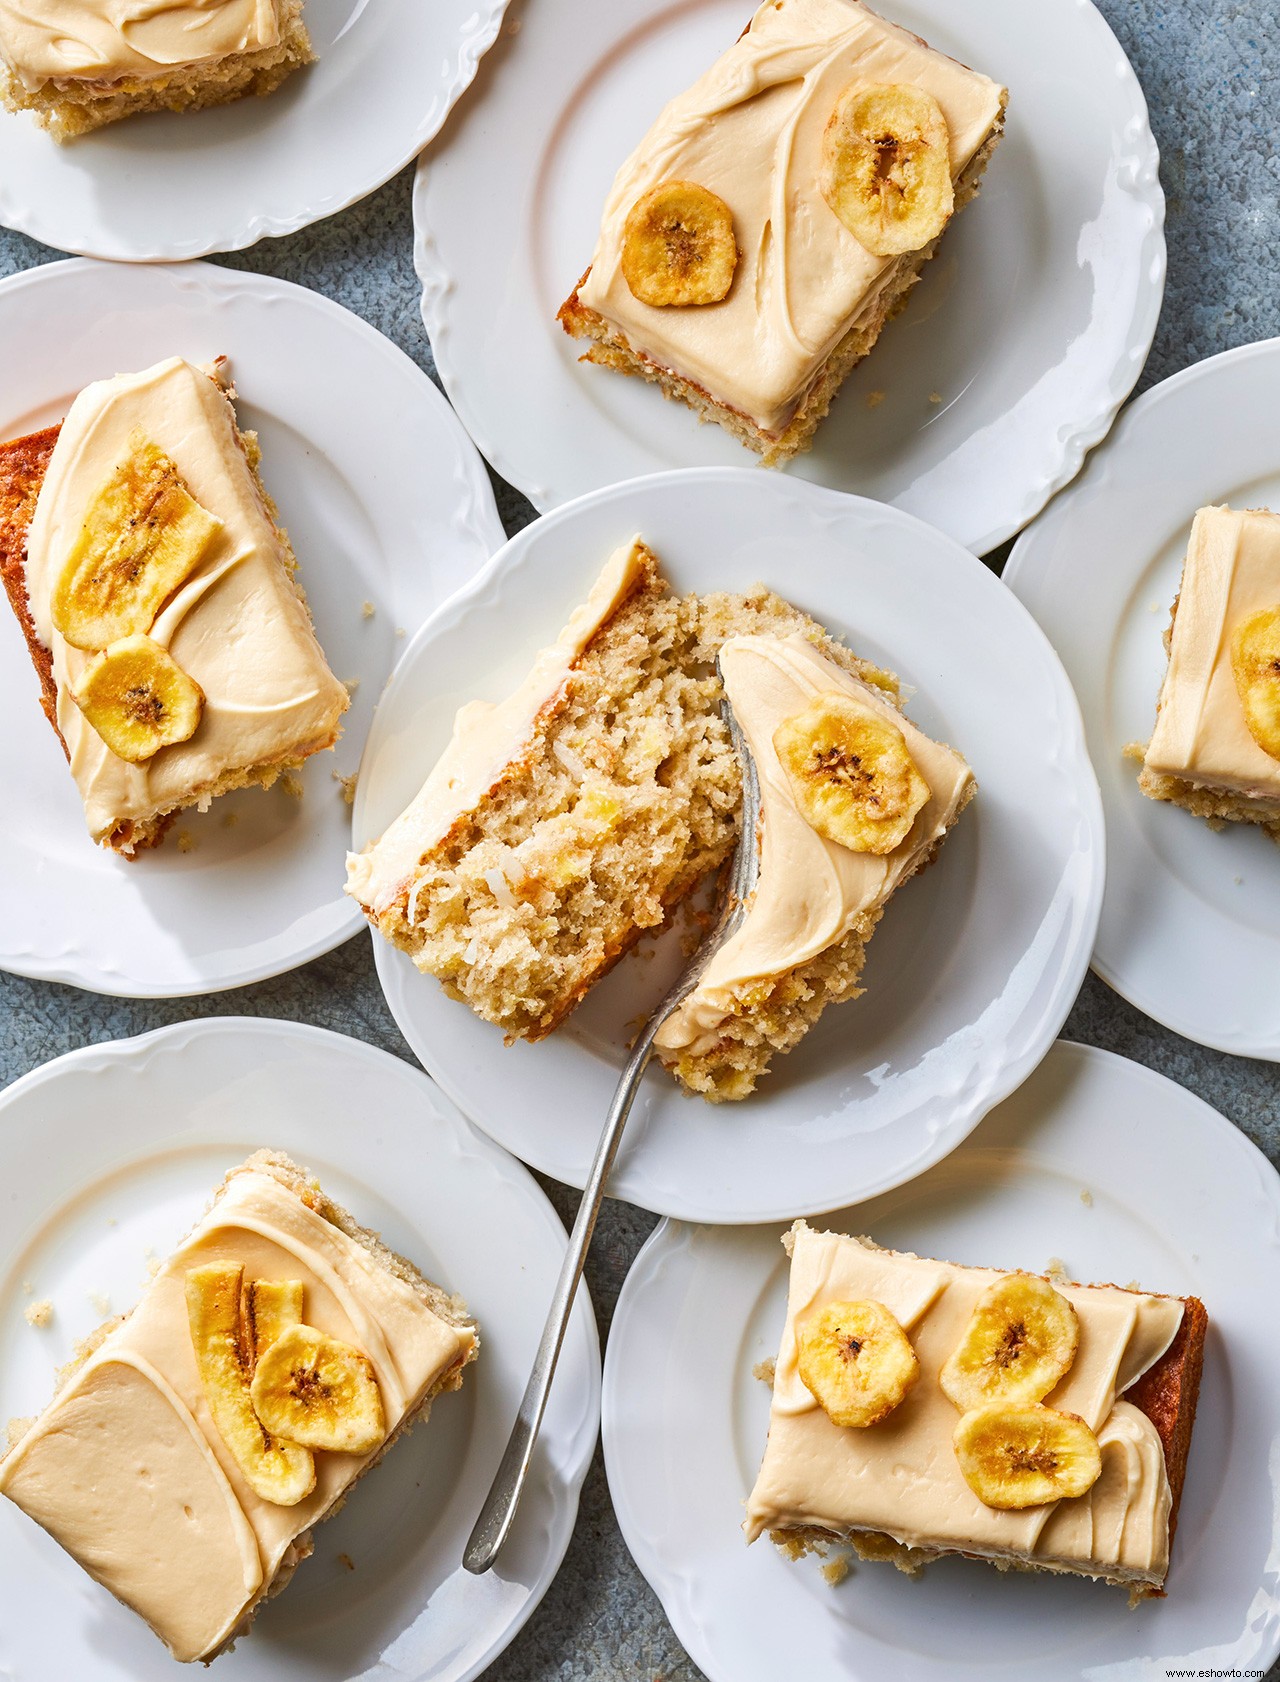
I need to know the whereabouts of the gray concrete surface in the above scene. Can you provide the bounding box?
[1,0,1278,1675]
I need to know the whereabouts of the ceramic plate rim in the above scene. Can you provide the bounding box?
[0,1014,600,1682]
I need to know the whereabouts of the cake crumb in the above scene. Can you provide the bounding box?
[927,391,943,405]
[866,390,886,409]
[24,1299,53,1328]
[1233,874,1243,885]
[1125,1278,1142,1291]
[22,1279,31,1295]
[395,626,406,639]
[821,1553,851,1587]
[1044,1257,1068,1282]
[753,1357,776,1386]
[106,1216,117,1226]
[1079,1189,1093,1207]
[361,600,376,619]
[281,772,304,799]
[333,770,358,806]
[176,830,196,853]
[1149,600,1163,614]
[222,811,240,829]
[344,677,361,697]
[88,1290,111,1316]
[337,1552,356,1572]
[7,1416,34,1450]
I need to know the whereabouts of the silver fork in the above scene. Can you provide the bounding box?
[463,670,761,1573]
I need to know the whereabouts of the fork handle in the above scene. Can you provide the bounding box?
[462,1012,663,1574]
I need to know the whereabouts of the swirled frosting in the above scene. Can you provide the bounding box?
[655,633,972,1058]
[1143,504,1280,800]
[0,0,281,91]
[0,1166,475,1663]
[745,1223,1184,1584]
[22,356,348,843]
[577,0,1006,433]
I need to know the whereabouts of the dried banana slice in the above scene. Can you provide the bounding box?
[71,634,204,764]
[51,435,220,652]
[186,1264,315,1507]
[250,1324,385,1456]
[244,1277,304,1363]
[796,1298,920,1428]
[939,1273,1080,1412]
[821,82,954,258]
[1230,606,1280,761]
[953,1402,1101,1509]
[621,180,738,307]
[773,692,931,855]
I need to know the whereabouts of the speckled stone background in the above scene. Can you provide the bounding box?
[1,1,1278,1677]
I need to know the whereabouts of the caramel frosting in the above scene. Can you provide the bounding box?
[656,633,972,1058]
[0,1166,475,1663]
[745,1224,1183,1584]
[1143,504,1280,800]
[347,538,649,918]
[576,0,1006,434]
[0,0,281,91]
[23,357,347,844]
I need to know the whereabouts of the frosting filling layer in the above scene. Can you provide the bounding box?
[0,0,282,91]
[22,356,347,842]
[1143,504,1280,801]
[346,538,648,916]
[655,632,972,1057]
[577,0,1006,433]
[745,1225,1183,1582]
[0,1168,475,1662]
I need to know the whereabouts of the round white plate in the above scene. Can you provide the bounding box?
[1005,340,1280,1061]
[413,0,1163,553]
[0,258,503,999]
[355,468,1105,1222]
[0,1017,600,1682]
[0,0,510,262]
[603,1040,1280,1682]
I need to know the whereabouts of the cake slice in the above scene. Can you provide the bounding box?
[1136,504,1280,840]
[347,539,973,1099]
[746,1222,1206,1595]
[0,355,349,855]
[653,632,973,1099]
[0,1151,477,1664]
[558,0,1007,464]
[0,0,312,141]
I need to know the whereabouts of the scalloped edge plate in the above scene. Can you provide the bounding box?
[0,258,504,998]
[414,0,1163,552]
[0,1017,600,1682]
[603,1040,1280,1682]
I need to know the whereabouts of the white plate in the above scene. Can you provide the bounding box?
[413,0,1164,553]
[354,468,1104,1222]
[0,1017,600,1682]
[1004,340,1280,1061]
[0,0,510,262]
[603,1040,1280,1682]
[0,258,503,999]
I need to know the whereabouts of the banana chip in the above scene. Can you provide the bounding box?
[51,435,220,652]
[186,1264,315,1507]
[954,1402,1101,1509]
[796,1298,920,1428]
[940,1273,1080,1412]
[250,1324,385,1456]
[1230,605,1280,761]
[621,180,738,307]
[773,692,930,854]
[821,82,954,257]
[71,634,204,764]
